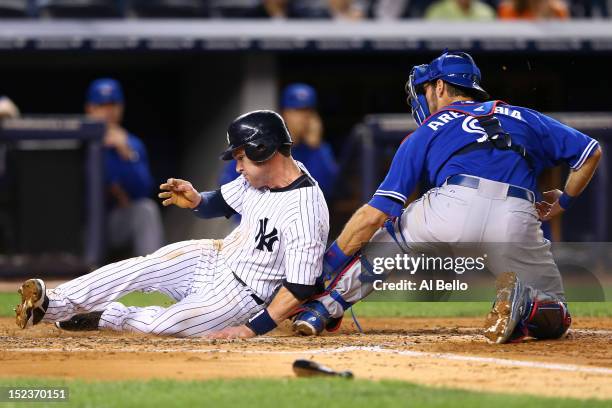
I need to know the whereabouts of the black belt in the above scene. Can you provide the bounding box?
[447,175,535,203]
[232,272,264,305]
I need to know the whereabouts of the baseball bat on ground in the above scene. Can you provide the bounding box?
[292,359,354,379]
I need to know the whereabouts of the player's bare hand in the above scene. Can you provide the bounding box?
[158,178,201,209]
[535,200,552,219]
[104,125,135,161]
[205,325,255,339]
[537,189,565,220]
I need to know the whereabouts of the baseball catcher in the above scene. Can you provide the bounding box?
[292,51,601,344]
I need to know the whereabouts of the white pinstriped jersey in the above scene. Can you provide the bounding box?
[220,162,329,302]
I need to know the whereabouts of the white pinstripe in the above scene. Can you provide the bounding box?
[45,239,264,337]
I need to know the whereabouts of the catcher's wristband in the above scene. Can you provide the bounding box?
[325,241,351,271]
[558,192,576,210]
[245,309,277,336]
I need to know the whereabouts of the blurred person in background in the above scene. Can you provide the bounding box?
[368,0,410,18]
[498,0,570,18]
[247,0,292,18]
[425,0,496,19]
[279,83,339,196]
[0,96,19,181]
[0,96,20,241]
[219,83,339,199]
[368,0,435,18]
[255,0,366,19]
[85,78,164,258]
[0,96,20,120]
[328,0,367,19]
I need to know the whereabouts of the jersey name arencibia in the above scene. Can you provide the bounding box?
[220,162,329,303]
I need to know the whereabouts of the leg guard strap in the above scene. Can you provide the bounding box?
[330,290,353,311]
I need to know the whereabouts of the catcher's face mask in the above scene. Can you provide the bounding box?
[406,51,490,127]
[405,64,431,126]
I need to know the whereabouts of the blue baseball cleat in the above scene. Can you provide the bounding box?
[484,272,528,344]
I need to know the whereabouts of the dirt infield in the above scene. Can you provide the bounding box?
[1,317,611,400]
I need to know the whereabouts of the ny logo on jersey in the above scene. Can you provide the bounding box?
[255,218,279,252]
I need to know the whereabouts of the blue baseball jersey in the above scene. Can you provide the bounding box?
[105,133,154,203]
[369,100,600,217]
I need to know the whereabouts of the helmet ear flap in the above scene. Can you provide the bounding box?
[245,139,278,162]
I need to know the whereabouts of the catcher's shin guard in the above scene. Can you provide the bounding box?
[292,254,363,336]
[292,281,357,336]
[292,300,343,336]
[509,301,571,342]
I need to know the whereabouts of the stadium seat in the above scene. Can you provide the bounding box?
[207,0,258,18]
[129,0,208,18]
[36,0,122,18]
[0,0,29,17]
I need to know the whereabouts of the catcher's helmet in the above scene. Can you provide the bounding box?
[220,110,293,162]
[406,51,489,126]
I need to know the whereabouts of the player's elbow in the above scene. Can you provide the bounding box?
[592,146,602,164]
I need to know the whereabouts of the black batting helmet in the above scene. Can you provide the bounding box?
[220,110,293,162]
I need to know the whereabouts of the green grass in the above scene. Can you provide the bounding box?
[352,301,490,317]
[115,291,176,307]
[1,291,611,318]
[0,292,18,317]
[0,378,608,408]
[352,301,612,318]
[0,291,174,318]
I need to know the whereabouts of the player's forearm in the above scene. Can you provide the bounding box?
[266,286,302,322]
[337,204,388,256]
[192,190,236,219]
[564,147,602,197]
[243,286,307,337]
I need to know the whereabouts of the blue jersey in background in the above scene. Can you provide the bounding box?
[104,133,154,204]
